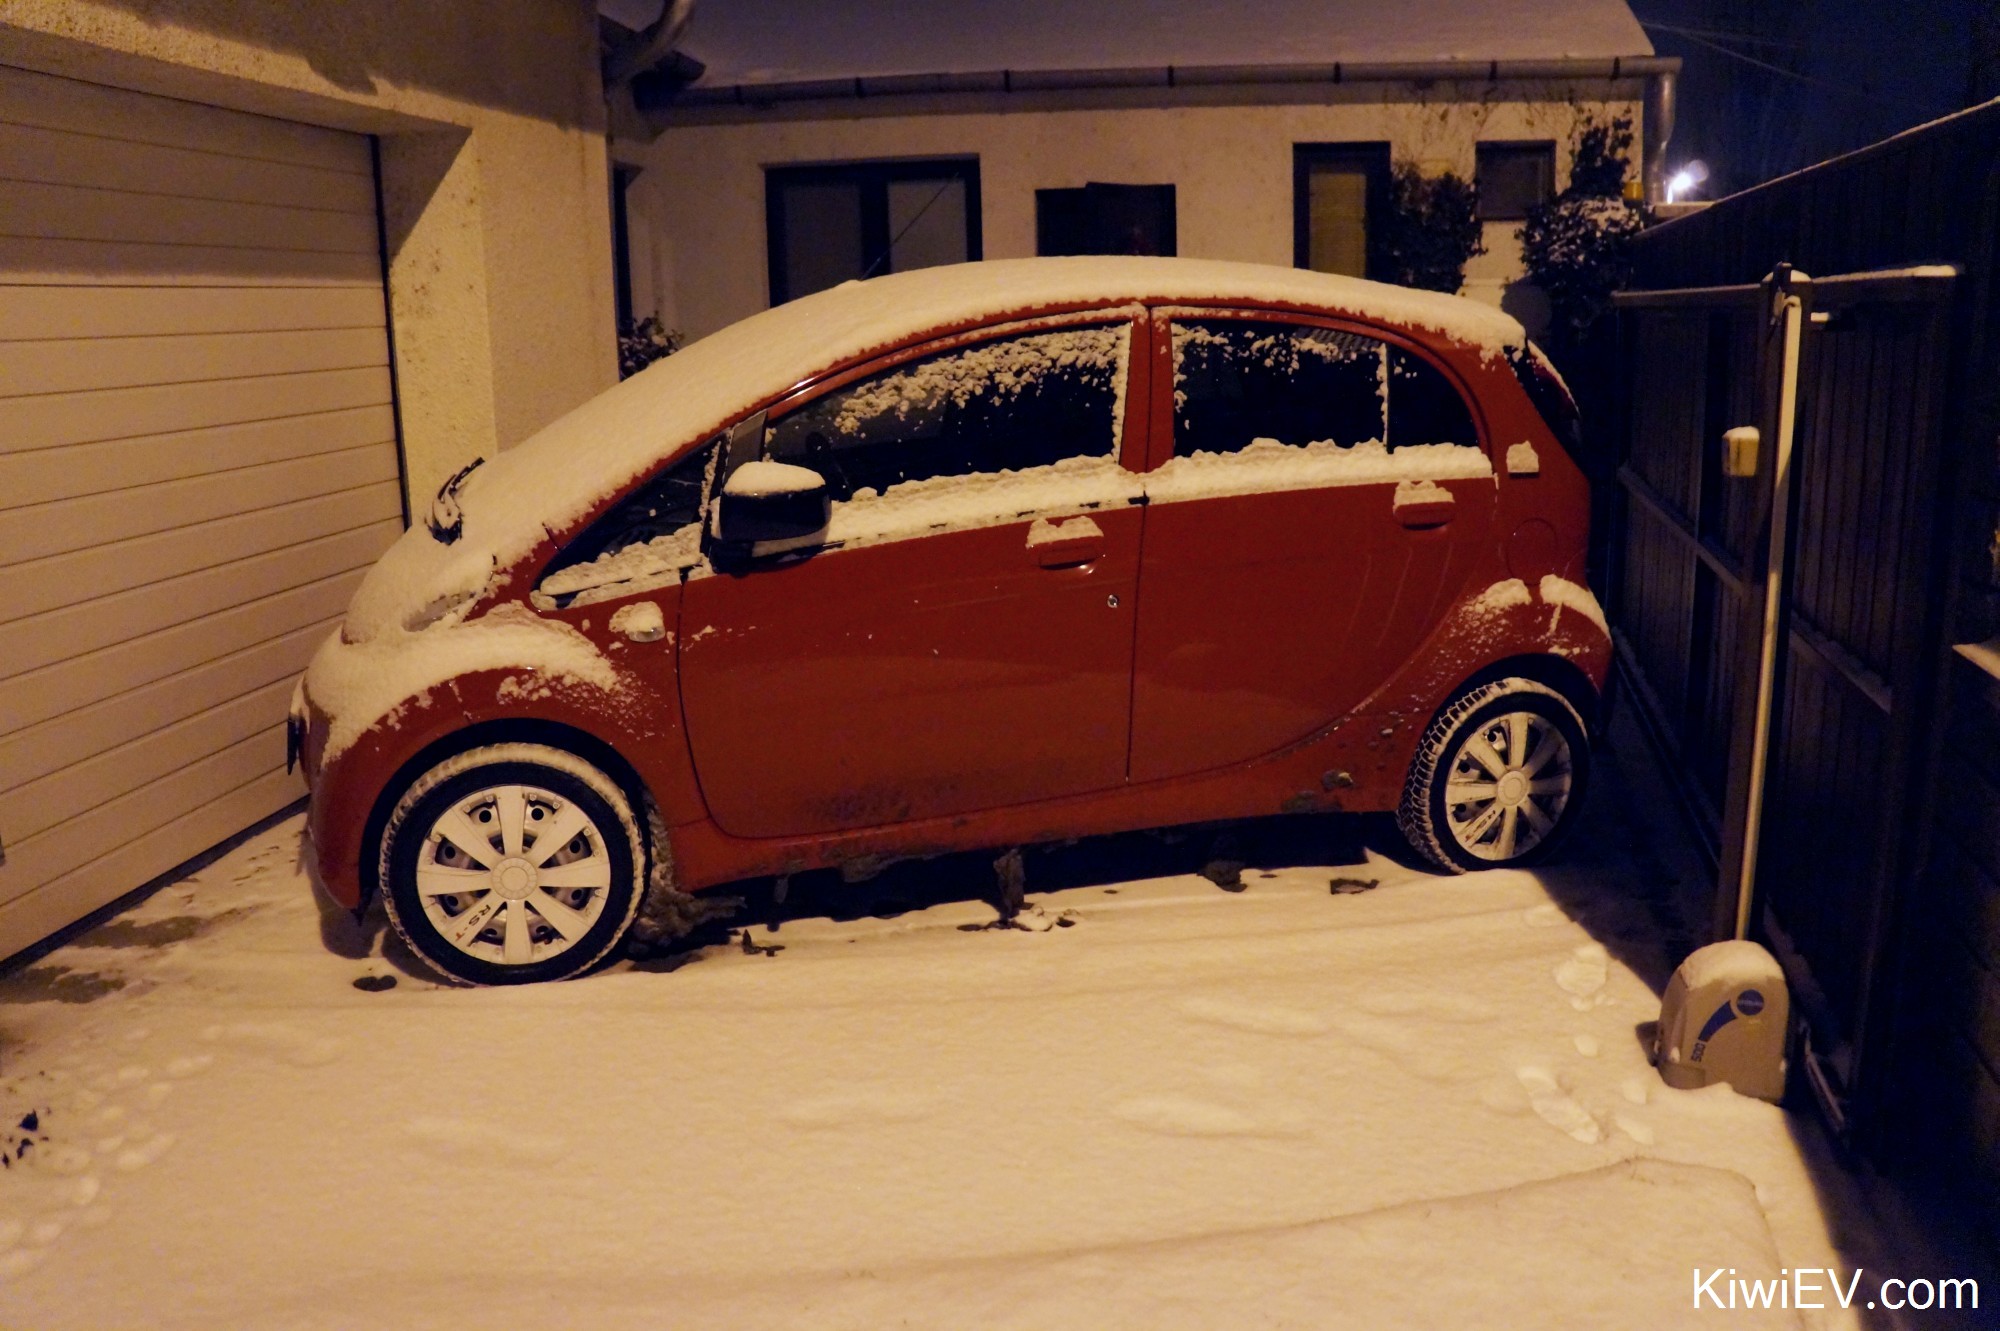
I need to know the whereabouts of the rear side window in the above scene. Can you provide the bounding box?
[1508,343,1582,458]
[764,324,1129,501]
[1171,319,1478,454]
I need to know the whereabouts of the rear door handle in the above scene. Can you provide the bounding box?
[1026,515,1106,567]
[1392,480,1456,530]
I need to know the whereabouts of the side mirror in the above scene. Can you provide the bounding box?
[711,460,830,561]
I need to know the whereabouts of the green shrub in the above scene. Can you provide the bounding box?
[618,315,683,379]
[1519,117,1646,343]
[1370,165,1486,294]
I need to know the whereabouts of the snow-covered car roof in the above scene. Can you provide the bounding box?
[343,257,1525,641]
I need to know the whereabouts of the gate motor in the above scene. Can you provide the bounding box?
[1653,940,1788,1102]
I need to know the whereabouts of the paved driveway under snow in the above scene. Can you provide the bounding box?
[0,725,1882,1328]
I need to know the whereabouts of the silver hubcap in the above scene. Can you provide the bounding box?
[416,783,612,967]
[1444,709,1574,862]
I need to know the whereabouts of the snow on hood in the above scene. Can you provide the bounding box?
[341,257,1526,641]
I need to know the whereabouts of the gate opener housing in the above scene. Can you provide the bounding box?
[1653,940,1789,1102]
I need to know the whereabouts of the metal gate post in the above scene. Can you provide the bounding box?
[1715,266,1812,941]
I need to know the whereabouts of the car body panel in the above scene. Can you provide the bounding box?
[297,259,1607,916]
[680,504,1144,837]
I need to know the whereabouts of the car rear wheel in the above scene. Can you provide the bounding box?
[379,743,643,985]
[1398,678,1589,873]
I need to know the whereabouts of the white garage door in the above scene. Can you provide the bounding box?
[0,65,403,959]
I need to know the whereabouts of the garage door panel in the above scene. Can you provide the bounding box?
[0,615,335,797]
[0,403,394,508]
[0,65,370,175]
[0,282,384,341]
[0,768,302,965]
[0,178,378,254]
[0,519,397,679]
[0,574,358,735]
[0,234,383,286]
[0,65,395,962]
[0,728,291,911]
[4,364,391,451]
[0,482,401,624]
[8,677,295,844]
[0,120,378,212]
[0,325,390,398]
[1,440,398,563]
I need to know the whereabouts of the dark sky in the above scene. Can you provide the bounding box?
[1637,0,1987,196]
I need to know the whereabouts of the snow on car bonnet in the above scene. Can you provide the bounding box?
[339,257,1524,641]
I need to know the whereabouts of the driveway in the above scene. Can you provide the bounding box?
[0,711,1883,1328]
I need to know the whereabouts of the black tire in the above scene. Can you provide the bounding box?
[379,743,643,985]
[1398,678,1590,873]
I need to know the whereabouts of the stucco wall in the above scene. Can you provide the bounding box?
[0,0,620,509]
[633,85,1644,342]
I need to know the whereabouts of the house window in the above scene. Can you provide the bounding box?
[765,160,981,305]
[1035,183,1177,257]
[1293,144,1390,279]
[1475,142,1556,220]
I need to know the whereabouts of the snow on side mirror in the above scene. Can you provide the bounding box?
[712,460,831,560]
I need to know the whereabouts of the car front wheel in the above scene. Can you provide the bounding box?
[379,743,643,985]
[1398,678,1590,873]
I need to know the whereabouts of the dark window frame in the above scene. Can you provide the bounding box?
[1292,142,1392,279]
[761,319,1134,503]
[611,164,638,328]
[1034,182,1178,257]
[1164,309,1488,459]
[765,158,982,306]
[1474,141,1557,220]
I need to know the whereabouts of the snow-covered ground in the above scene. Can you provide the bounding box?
[0,719,1893,1328]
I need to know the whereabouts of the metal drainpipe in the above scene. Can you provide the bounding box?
[1643,68,1677,204]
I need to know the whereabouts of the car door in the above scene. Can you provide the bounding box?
[679,316,1147,838]
[1129,308,1496,784]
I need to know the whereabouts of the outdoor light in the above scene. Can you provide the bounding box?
[1665,160,1710,203]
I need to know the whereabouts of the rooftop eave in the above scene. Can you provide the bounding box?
[656,54,1679,122]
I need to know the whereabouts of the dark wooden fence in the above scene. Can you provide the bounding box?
[1608,98,2000,1254]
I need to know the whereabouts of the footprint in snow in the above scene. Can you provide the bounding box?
[1614,1112,1656,1145]
[203,1022,341,1068]
[1516,1066,1602,1144]
[114,1133,175,1172]
[1174,995,1328,1037]
[1357,991,1495,1023]
[1554,943,1609,1009]
[403,1116,565,1166]
[1111,1095,1310,1139]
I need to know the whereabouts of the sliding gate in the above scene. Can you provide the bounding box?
[1611,265,1958,1136]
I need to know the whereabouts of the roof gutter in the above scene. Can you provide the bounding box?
[671,54,1680,109]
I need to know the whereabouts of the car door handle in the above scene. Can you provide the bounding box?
[1026,515,1106,568]
[1392,481,1456,530]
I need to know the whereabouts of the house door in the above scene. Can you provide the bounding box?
[679,320,1145,838]
[1129,311,1496,784]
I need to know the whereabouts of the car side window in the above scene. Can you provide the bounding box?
[536,439,718,604]
[1171,320,1477,454]
[764,324,1129,502]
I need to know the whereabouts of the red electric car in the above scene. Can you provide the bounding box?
[294,257,1609,985]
